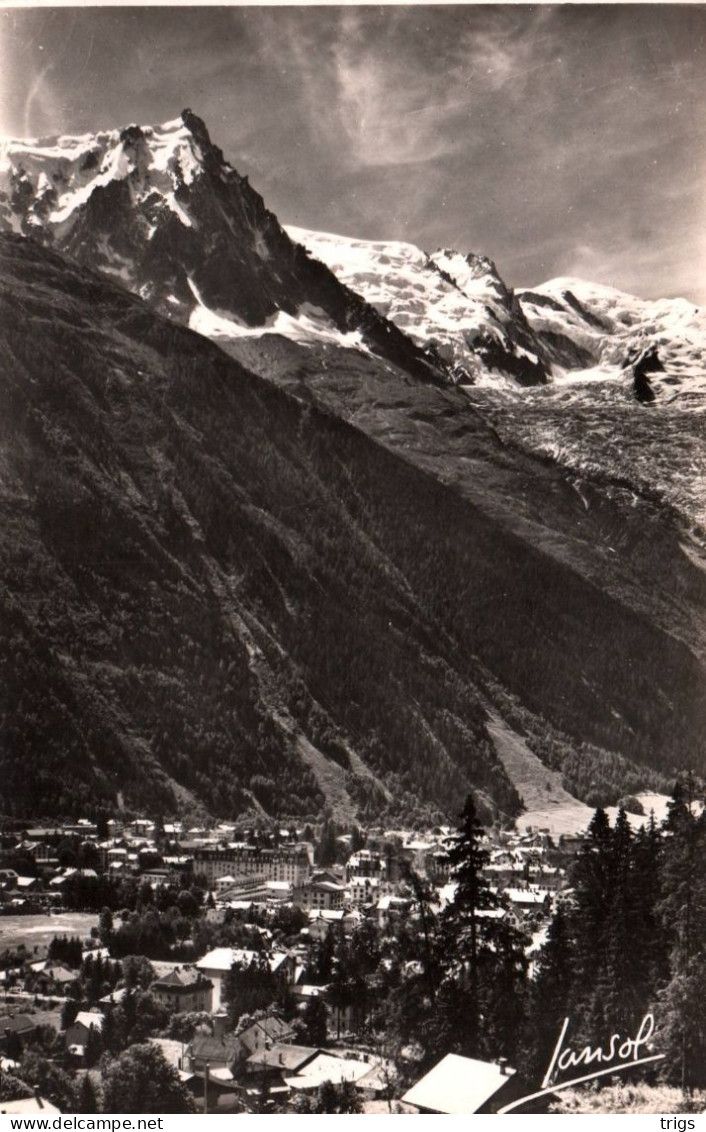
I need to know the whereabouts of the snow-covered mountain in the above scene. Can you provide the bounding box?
[0,111,438,381]
[519,278,706,407]
[287,225,705,406]
[285,226,551,386]
[4,108,701,402]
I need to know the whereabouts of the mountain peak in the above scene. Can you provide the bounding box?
[180,107,213,150]
[0,113,440,380]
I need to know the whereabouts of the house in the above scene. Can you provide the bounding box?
[140,868,173,887]
[376,894,412,930]
[1,1015,37,1053]
[402,1053,521,1114]
[98,986,130,1012]
[150,966,213,1013]
[41,963,80,986]
[195,947,295,1011]
[242,1044,319,1084]
[346,877,384,907]
[303,911,343,942]
[65,1011,104,1057]
[284,1052,372,1093]
[345,849,387,881]
[187,1014,240,1074]
[504,888,552,917]
[236,1014,296,1060]
[293,871,345,912]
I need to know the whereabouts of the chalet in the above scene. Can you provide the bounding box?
[402,1053,519,1113]
[150,966,213,1013]
[65,1011,104,1057]
[504,888,552,917]
[303,909,344,941]
[35,963,80,992]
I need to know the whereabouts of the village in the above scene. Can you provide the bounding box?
[0,812,579,1114]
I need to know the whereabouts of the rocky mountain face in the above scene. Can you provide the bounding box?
[2,110,705,823]
[0,111,440,382]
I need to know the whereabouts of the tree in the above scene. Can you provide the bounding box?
[525,904,574,1077]
[84,1022,103,1069]
[0,1074,32,1103]
[101,1043,196,1113]
[316,814,338,866]
[314,1079,362,1113]
[433,794,529,1061]
[656,778,706,1095]
[224,955,277,1027]
[18,1052,75,1113]
[401,862,441,1006]
[98,907,114,943]
[300,997,328,1047]
[121,955,156,991]
[74,1073,100,1114]
[586,807,644,1036]
[568,808,614,1017]
[5,1029,23,1063]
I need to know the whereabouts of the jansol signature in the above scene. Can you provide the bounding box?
[541,1011,658,1088]
[496,1012,665,1114]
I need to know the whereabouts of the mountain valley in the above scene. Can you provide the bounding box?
[1,111,705,824]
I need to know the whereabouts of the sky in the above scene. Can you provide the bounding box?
[1,4,704,301]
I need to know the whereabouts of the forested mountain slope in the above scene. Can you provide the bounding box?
[1,234,704,821]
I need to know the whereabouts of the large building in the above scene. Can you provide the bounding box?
[150,966,213,1013]
[192,845,311,887]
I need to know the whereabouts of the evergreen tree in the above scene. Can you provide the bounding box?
[301,997,328,1047]
[224,955,277,1027]
[75,1073,100,1114]
[438,793,528,1059]
[587,808,643,1035]
[5,1030,23,1063]
[0,1073,32,1103]
[656,778,706,1094]
[631,813,670,991]
[569,808,613,1022]
[316,816,338,866]
[525,903,574,1078]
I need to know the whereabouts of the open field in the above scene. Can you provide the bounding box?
[517,792,673,838]
[0,912,98,957]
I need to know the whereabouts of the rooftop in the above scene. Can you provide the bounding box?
[402,1053,516,1114]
